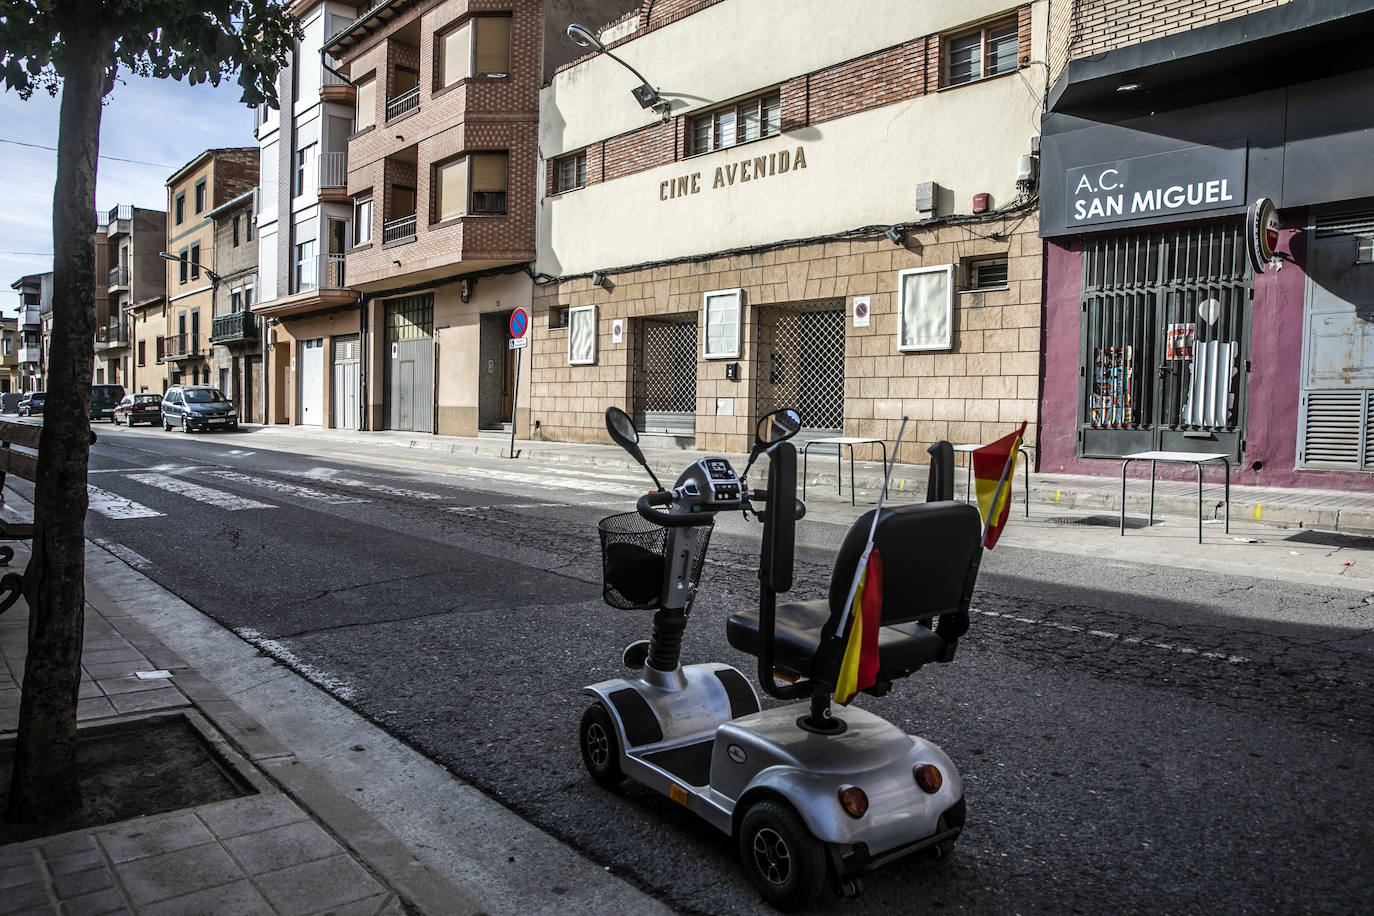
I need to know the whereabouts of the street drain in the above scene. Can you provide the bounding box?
[1044,515,1150,529]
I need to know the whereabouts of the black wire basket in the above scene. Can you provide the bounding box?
[597,511,714,610]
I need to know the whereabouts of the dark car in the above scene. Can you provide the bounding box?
[0,392,21,414]
[17,392,45,417]
[161,385,238,432]
[113,392,162,426]
[91,383,126,421]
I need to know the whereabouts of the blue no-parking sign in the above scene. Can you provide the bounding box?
[509,307,529,338]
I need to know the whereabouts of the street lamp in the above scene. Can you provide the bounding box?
[566,23,671,118]
[159,250,224,290]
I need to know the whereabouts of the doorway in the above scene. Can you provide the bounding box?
[479,311,516,429]
[382,294,433,432]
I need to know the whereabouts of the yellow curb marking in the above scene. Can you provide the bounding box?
[1054,489,1062,504]
[1253,503,1263,520]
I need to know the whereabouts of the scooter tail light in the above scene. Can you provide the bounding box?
[838,786,868,818]
[914,764,943,794]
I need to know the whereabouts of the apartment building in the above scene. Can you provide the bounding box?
[8,272,48,391]
[160,148,259,396]
[0,317,19,394]
[95,205,166,388]
[207,189,263,421]
[532,0,1047,455]
[252,0,364,428]
[1038,0,1374,492]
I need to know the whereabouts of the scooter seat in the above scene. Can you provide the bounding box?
[726,600,950,681]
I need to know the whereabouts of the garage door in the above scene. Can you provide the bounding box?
[299,338,324,426]
[332,333,359,430]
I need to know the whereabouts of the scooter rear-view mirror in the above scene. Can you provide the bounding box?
[741,408,802,481]
[605,406,664,491]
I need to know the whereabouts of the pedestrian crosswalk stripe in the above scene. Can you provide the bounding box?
[87,485,165,520]
[300,469,444,500]
[125,473,276,511]
[206,470,369,505]
[453,467,644,497]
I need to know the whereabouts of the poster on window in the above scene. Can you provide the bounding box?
[1091,346,1133,427]
[1166,323,1196,360]
[1179,340,1237,427]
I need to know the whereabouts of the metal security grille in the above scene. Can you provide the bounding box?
[756,302,845,432]
[383,294,433,342]
[1079,223,1250,458]
[633,317,697,436]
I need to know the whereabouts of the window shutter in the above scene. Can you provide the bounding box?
[1299,390,1370,469]
[470,153,507,192]
[356,77,375,129]
[442,24,470,86]
[475,17,511,75]
[438,158,468,220]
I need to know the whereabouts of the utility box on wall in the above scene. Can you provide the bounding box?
[915,181,941,220]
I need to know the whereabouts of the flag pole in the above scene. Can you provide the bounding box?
[836,416,908,635]
[981,453,1016,542]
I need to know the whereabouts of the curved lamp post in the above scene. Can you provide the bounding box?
[567,23,671,118]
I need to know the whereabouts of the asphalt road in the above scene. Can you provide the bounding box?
[28,421,1374,914]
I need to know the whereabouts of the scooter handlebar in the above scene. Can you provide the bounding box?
[636,490,716,527]
[746,488,806,520]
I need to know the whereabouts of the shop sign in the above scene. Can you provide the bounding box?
[659,146,808,201]
[1066,145,1246,228]
[1245,197,1280,272]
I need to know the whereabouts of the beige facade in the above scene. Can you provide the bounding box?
[128,297,169,395]
[0,317,19,393]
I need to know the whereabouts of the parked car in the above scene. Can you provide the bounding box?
[17,392,45,417]
[90,383,127,421]
[0,392,21,414]
[113,392,163,426]
[161,386,238,432]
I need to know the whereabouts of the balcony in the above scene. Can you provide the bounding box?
[321,67,356,104]
[18,307,41,330]
[157,333,203,362]
[210,310,259,345]
[95,322,129,350]
[318,152,349,203]
[18,347,40,365]
[293,253,348,294]
[105,204,132,237]
[382,214,416,244]
[385,86,419,121]
[108,265,129,289]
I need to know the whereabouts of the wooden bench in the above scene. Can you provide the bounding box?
[0,418,98,567]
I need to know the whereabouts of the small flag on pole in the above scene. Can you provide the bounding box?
[972,421,1027,549]
[834,548,882,706]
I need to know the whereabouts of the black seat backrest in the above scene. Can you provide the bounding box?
[821,501,983,642]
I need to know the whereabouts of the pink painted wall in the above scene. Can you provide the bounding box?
[1039,216,1374,493]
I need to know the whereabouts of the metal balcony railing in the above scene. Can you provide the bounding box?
[158,333,202,361]
[382,214,416,243]
[106,204,132,223]
[210,310,259,344]
[108,265,129,288]
[385,86,419,120]
[293,253,348,294]
[323,68,351,87]
[318,152,347,189]
[96,323,129,345]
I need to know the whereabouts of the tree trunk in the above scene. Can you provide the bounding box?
[4,29,110,823]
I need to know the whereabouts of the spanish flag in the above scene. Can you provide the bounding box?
[972,421,1027,549]
[834,548,882,706]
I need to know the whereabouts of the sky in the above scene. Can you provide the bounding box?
[0,71,258,305]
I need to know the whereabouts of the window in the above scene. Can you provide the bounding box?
[189,244,201,280]
[194,179,207,213]
[355,74,376,131]
[354,196,373,245]
[231,290,242,312]
[295,235,317,293]
[897,265,954,351]
[568,305,596,365]
[191,309,200,345]
[175,193,185,224]
[1358,234,1374,263]
[439,15,512,87]
[178,247,189,283]
[554,152,586,193]
[548,305,569,329]
[689,90,780,156]
[470,153,507,214]
[2,337,11,357]
[702,289,742,359]
[137,340,145,366]
[294,142,317,197]
[243,286,254,309]
[969,257,1009,289]
[247,215,254,242]
[232,215,241,247]
[392,186,416,218]
[946,16,1019,87]
[436,158,467,221]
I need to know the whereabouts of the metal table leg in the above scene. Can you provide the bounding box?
[878,441,888,499]
[836,445,843,498]
[1120,458,1129,536]
[1196,461,1204,543]
[1021,445,1031,518]
[1223,458,1230,534]
[801,442,810,500]
[846,444,854,506]
[1148,460,1157,526]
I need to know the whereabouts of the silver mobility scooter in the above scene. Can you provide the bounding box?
[581,407,984,909]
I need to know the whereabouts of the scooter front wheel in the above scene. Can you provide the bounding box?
[579,702,625,788]
[737,799,827,911]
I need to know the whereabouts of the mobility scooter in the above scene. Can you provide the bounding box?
[580,407,984,909]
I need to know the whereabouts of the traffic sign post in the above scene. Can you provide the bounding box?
[507,308,530,458]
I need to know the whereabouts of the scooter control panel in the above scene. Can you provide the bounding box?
[674,458,743,510]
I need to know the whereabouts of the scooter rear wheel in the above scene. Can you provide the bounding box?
[579,702,625,788]
[737,799,827,911]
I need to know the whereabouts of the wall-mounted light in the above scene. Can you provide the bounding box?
[567,23,671,120]
[884,227,904,246]
[459,278,474,302]
[591,271,612,291]
[1116,81,1143,93]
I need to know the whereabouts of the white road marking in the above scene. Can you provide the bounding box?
[973,608,1248,663]
[452,466,643,497]
[87,486,165,520]
[126,473,275,511]
[205,470,368,505]
[234,627,356,701]
[300,468,444,500]
[92,536,153,570]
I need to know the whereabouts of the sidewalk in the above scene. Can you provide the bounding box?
[0,532,670,916]
[240,423,1374,537]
